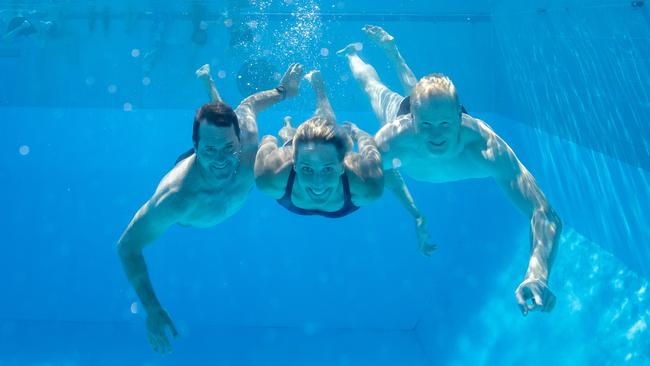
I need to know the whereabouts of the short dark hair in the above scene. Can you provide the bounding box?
[193,102,240,146]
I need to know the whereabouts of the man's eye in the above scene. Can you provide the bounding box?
[441,122,450,127]
[323,167,334,173]
[301,166,313,173]
[421,122,432,127]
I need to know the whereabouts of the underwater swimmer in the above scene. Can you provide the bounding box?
[255,70,384,218]
[339,25,562,315]
[117,63,304,353]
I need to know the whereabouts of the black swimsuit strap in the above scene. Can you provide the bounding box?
[284,168,297,199]
[398,95,468,117]
[341,171,353,203]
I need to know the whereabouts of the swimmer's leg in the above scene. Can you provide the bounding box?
[195,64,223,103]
[337,44,404,127]
[305,70,336,123]
[363,25,417,95]
[2,18,32,41]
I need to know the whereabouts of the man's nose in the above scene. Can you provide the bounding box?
[216,149,231,159]
[431,126,446,137]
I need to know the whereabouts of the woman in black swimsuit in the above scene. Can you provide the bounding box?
[254,70,384,218]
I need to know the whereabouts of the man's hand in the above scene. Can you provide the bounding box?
[515,277,556,316]
[415,216,437,256]
[279,63,304,98]
[146,307,179,354]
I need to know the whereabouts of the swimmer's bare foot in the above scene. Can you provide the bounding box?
[363,24,401,58]
[305,70,324,87]
[336,43,363,58]
[362,25,395,47]
[305,70,328,97]
[195,64,212,80]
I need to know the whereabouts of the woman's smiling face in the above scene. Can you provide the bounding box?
[294,141,344,204]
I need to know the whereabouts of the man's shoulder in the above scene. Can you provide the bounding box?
[152,163,195,212]
[460,115,518,175]
[377,115,415,147]
[460,114,500,149]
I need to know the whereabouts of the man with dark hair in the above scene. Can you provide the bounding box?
[117,63,304,354]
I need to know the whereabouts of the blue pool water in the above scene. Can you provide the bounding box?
[1,1,649,365]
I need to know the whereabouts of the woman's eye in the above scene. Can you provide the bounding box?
[422,122,432,127]
[301,167,313,173]
[323,167,334,173]
[441,122,450,127]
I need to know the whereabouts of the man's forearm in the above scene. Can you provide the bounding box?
[526,208,562,281]
[239,88,284,115]
[118,249,163,313]
[385,169,421,219]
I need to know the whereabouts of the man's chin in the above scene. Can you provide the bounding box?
[210,166,236,180]
[426,142,451,156]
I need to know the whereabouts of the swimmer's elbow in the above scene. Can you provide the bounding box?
[536,205,562,237]
[549,208,563,236]
[116,230,141,254]
[116,237,134,258]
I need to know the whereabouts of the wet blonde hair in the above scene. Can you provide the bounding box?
[293,117,353,161]
[411,73,461,110]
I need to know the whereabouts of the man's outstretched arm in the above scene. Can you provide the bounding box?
[489,137,562,315]
[117,190,181,352]
[384,169,437,256]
